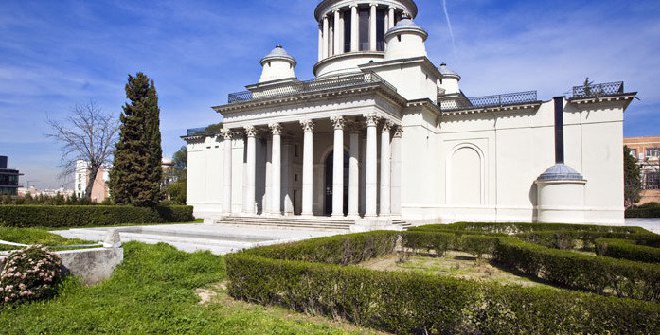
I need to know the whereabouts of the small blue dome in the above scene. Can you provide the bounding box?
[260,45,296,65]
[439,63,460,80]
[385,18,428,40]
[537,164,585,182]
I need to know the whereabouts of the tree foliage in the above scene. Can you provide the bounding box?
[46,101,119,200]
[165,146,187,204]
[110,73,163,207]
[624,146,642,207]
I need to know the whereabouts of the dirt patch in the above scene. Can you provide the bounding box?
[195,282,226,305]
[359,251,552,288]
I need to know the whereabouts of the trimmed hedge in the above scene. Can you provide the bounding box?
[517,230,657,251]
[0,205,194,228]
[626,203,660,218]
[412,222,650,235]
[493,238,660,301]
[596,238,660,263]
[246,231,399,265]
[227,232,660,334]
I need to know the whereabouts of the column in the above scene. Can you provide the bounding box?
[350,5,358,52]
[222,130,233,215]
[244,126,257,215]
[391,126,403,216]
[300,119,314,216]
[348,122,360,217]
[339,10,345,54]
[330,116,345,217]
[388,7,395,29]
[369,4,377,51]
[364,114,379,217]
[318,24,323,61]
[270,123,282,215]
[322,16,329,59]
[333,10,341,56]
[380,120,392,217]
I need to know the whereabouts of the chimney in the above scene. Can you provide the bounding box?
[0,156,7,169]
[553,97,564,164]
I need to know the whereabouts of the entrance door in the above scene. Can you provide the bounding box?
[324,150,349,216]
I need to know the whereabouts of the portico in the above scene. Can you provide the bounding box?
[219,113,402,221]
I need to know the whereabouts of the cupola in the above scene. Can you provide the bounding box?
[383,15,428,61]
[438,63,461,95]
[259,45,297,83]
[313,0,419,77]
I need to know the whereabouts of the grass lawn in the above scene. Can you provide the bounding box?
[0,241,383,334]
[0,227,93,251]
[359,251,555,289]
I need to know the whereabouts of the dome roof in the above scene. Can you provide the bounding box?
[385,18,428,41]
[537,164,585,182]
[260,45,296,65]
[439,63,460,80]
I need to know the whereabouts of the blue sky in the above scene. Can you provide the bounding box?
[1,0,659,188]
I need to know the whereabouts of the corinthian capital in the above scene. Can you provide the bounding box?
[382,120,394,132]
[330,115,345,130]
[364,113,381,127]
[221,129,233,140]
[300,119,314,132]
[269,123,282,136]
[244,125,257,137]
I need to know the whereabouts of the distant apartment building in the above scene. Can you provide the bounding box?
[74,160,110,203]
[624,136,660,204]
[0,156,23,196]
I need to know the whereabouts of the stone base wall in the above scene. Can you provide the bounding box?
[0,247,123,286]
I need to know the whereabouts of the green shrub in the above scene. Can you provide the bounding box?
[0,246,64,306]
[402,231,454,256]
[626,203,660,218]
[596,238,660,263]
[457,235,499,258]
[413,222,650,235]
[517,230,656,251]
[227,233,660,334]
[493,238,660,301]
[246,231,398,265]
[0,205,194,228]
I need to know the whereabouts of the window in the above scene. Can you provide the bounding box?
[359,8,369,51]
[343,10,351,52]
[647,148,660,157]
[630,149,637,158]
[376,9,385,51]
[644,172,660,190]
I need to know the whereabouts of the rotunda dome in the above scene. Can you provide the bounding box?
[258,45,297,83]
[313,0,419,77]
[537,164,585,182]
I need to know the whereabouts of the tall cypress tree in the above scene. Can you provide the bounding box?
[111,73,163,206]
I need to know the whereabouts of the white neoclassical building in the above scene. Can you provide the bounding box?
[183,0,636,230]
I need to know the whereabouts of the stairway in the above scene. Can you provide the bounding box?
[215,216,411,231]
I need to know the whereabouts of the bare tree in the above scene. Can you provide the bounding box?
[47,101,119,200]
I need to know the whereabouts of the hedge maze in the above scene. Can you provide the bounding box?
[226,222,660,334]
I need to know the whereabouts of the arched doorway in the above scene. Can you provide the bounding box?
[324,150,349,216]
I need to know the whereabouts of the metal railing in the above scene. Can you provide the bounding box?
[439,91,539,111]
[572,81,624,98]
[186,128,207,136]
[227,72,397,104]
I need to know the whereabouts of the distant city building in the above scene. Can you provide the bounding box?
[0,155,23,196]
[74,160,110,203]
[18,186,74,198]
[624,136,660,204]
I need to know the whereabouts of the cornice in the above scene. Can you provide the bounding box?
[213,83,406,115]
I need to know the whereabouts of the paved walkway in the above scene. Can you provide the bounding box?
[52,222,347,255]
[624,219,660,234]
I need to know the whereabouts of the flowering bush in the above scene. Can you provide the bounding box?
[0,245,63,306]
